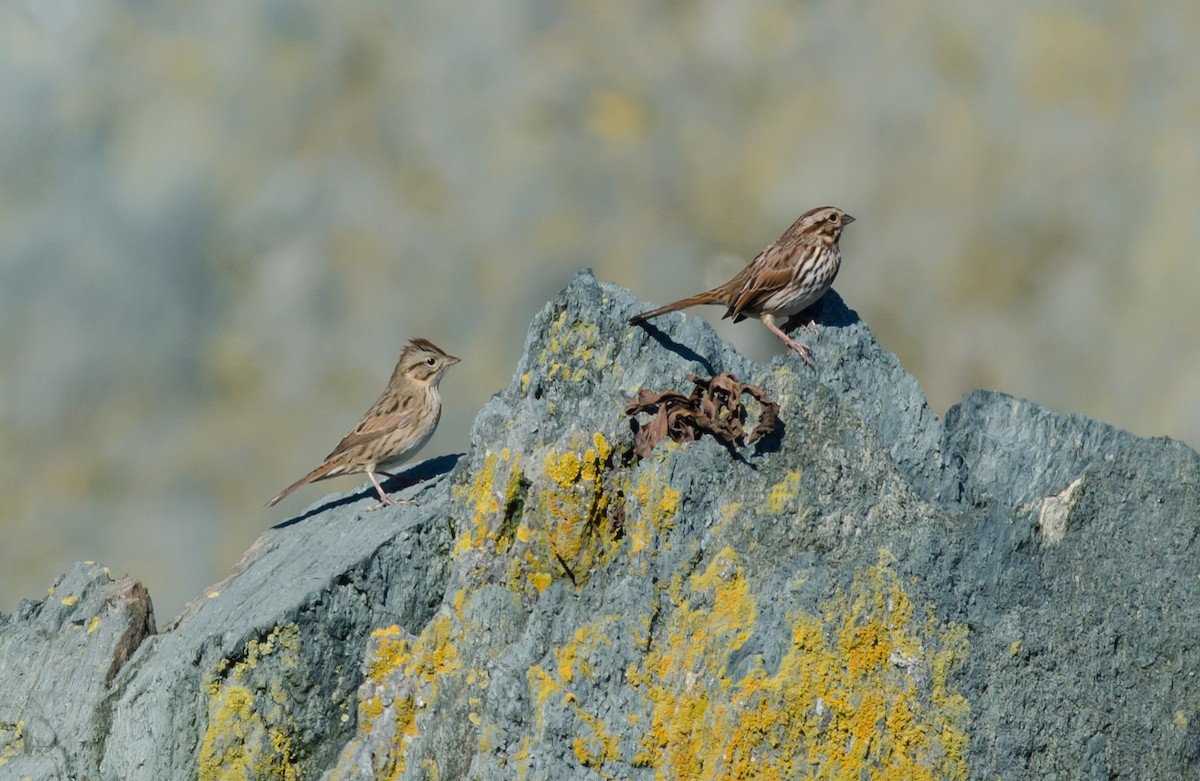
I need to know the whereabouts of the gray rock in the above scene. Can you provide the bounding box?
[1,270,1197,779]
[0,562,154,779]
[97,474,457,781]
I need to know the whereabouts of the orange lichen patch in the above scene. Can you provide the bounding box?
[554,622,615,685]
[528,664,562,716]
[454,430,626,596]
[365,626,405,685]
[529,571,553,594]
[545,450,582,485]
[453,452,501,555]
[407,614,463,686]
[630,549,970,780]
[629,547,755,777]
[572,707,622,769]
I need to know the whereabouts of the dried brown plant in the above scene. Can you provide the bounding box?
[624,372,780,458]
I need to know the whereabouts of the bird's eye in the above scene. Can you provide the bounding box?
[425,357,437,366]
[827,213,839,223]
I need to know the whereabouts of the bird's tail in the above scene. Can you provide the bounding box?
[265,460,344,507]
[628,290,726,325]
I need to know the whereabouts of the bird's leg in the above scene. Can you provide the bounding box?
[367,470,419,510]
[781,312,820,341]
[760,314,815,367]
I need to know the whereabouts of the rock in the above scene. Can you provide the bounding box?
[99,467,457,781]
[0,562,154,779]
[1,270,1197,779]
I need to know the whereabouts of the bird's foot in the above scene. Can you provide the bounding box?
[782,336,816,367]
[762,315,816,367]
[369,495,420,511]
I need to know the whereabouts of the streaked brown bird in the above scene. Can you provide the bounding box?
[266,338,459,510]
[628,206,854,366]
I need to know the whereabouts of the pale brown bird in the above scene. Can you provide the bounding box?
[266,338,459,509]
[629,206,854,366]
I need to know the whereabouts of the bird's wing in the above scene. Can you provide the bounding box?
[326,408,414,459]
[725,244,797,320]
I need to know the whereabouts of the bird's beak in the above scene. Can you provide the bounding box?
[446,355,462,366]
[842,214,856,225]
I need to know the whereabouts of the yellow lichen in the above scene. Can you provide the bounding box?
[482,432,623,597]
[408,615,462,685]
[453,453,501,555]
[523,616,626,776]
[546,451,582,486]
[537,308,614,382]
[527,664,562,735]
[553,624,613,686]
[198,624,303,781]
[592,432,612,462]
[0,720,24,767]
[536,438,621,588]
[767,471,802,514]
[530,572,552,593]
[366,625,407,684]
[453,450,526,556]
[571,708,621,768]
[626,471,681,557]
[348,615,466,780]
[628,549,970,780]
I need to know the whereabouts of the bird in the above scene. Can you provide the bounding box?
[628,206,854,366]
[266,338,460,510]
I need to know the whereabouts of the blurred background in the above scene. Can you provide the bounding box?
[2,0,1197,619]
